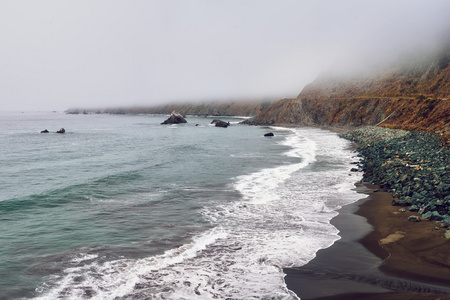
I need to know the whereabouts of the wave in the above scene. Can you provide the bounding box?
[234,128,317,205]
[31,128,362,300]
[0,170,146,214]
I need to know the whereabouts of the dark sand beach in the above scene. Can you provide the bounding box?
[285,182,450,299]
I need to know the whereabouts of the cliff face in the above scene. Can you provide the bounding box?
[246,98,449,136]
[299,56,450,100]
[246,47,450,140]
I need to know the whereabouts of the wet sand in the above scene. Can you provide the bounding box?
[284,182,450,299]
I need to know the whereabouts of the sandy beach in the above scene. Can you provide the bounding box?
[284,182,450,299]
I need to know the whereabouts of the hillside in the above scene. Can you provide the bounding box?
[299,50,450,100]
[66,100,272,117]
[245,46,450,141]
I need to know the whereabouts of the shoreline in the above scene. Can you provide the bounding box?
[284,182,450,299]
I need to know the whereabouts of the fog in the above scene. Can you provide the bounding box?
[1,0,449,111]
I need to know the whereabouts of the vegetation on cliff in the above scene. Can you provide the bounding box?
[244,97,449,139]
[245,44,450,141]
[300,43,450,100]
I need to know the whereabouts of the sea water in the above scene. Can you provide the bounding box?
[0,112,362,299]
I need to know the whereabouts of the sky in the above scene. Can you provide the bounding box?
[1,0,449,111]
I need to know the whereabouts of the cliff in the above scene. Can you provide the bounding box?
[245,46,450,141]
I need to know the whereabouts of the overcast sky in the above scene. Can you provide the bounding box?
[1,0,449,111]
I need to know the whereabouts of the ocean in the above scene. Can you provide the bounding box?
[0,111,362,300]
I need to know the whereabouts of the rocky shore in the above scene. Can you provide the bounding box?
[286,126,450,299]
[340,126,450,233]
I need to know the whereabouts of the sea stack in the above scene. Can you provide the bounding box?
[210,119,230,128]
[161,112,187,124]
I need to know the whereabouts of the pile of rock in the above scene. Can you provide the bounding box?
[341,127,450,227]
[340,126,409,145]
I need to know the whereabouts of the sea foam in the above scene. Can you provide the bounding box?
[33,127,362,300]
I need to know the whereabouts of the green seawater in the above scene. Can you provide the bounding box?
[1,111,364,299]
[0,112,290,299]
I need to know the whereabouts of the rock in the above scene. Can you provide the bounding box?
[392,198,411,206]
[408,205,419,211]
[264,132,274,137]
[40,129,49,133]
[56,128,65,133]
[161,112,187,125]
[445,230,450,239]
[211,119,230,128]
[341,128,450,227]
[408,215,420,222]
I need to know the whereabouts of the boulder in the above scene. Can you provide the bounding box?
[392,198,412,206]
[407,215,420,222]
[56,128,65,133]
[40,129,49,133]
[161,112,187,125]
[211,119,230,128]
[445,230,450,239]
[264,132,274,137]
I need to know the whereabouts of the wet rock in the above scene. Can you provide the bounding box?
[264,132,274,137]
[211,119,230,128]
[40,129,49,133]
[161,112,187,124]
[408,215,421,222]
[56,128,65,133]
[341,127,450,229]
[392,198,411,206]
[446,230,450,239]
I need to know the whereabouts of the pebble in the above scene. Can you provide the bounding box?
[341,127,450,227]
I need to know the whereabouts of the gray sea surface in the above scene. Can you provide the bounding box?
[0,112,361,299]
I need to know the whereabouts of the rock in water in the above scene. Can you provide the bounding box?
[210,119,230,128]
[40,129,49,133]
[264,132,274,137]
[161,112,187,125]
[56,128,65,133]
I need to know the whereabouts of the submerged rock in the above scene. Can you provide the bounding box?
[161,112,187,125]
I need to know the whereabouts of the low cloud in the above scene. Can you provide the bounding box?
[1,0,449,111]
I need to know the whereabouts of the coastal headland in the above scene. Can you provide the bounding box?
[255,46,450,298]
[66,44,449,299]
[267,46,449,299]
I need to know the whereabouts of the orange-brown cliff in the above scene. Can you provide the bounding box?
[246,47,450,141]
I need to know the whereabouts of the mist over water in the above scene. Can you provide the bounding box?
[0,112,362,299]
[1,1,450,111]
